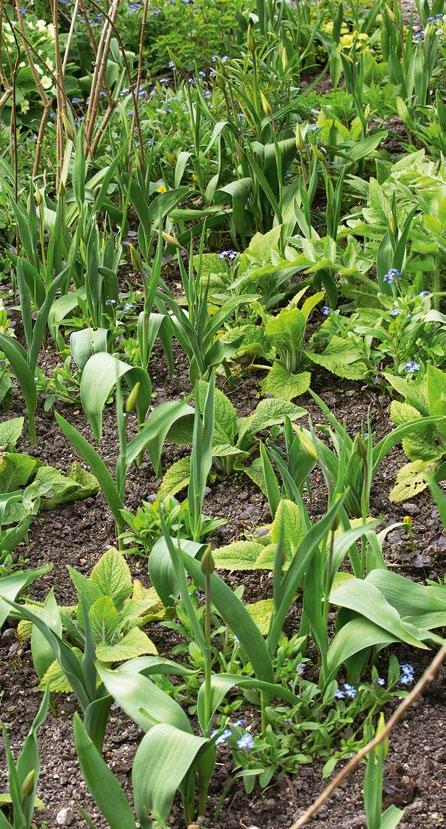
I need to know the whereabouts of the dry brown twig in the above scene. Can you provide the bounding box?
[289,644,446,829]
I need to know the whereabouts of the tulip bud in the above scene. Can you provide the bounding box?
[162,230,182,248]
[21,770,35,798]
[34,188,42,205]
[125,381,140,413]
[295,123,305,150]
[295,427,319,460]
[129,244,143,274]
[201,545,215,576]
[279,43,288,71]
[247,24,255,53]
[260,91,272,116]
[61,110,74,140]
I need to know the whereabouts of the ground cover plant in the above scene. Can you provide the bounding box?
[0,0,446,827]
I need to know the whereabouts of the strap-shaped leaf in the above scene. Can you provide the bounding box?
[80,353,151,441]
[73,714,137,829]
[132,723,208,827]
[97,664,192,733]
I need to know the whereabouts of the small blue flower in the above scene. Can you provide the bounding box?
[296,662,306,674]
[237,732,254,751]
[414,29,425,42]
[203,90,211,99]
[221,55,229,63]
[120,88,129,97]
[384,267,401,284]
[405,360,420,373]
[390,308,402,317]
[343,683,357,699]
[334,688,345,699]
[400,663,415,685]
[168,60,175,69]
[159,78,169,85]
[218,249,237,261]
[122,302,134,313]
[233,719,247,727]
[71,96,83,105]
[321,305,332,316]
[213,728,231,745]
[375,677,385,686]
[418,290,430,297]
[105,298,117,306]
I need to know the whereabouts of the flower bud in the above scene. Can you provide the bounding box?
[279,43,288,71]
[247,24,255,53]
[125,381,140,413]
[34,188,42,205]
[162,230,182,248]
[295,427,319,460]
[21,770,35,798]
[295,124,305,150]
[201,545,215,576]
[61,110,74,140]
[260,91,272,116]
[129,244,143,274]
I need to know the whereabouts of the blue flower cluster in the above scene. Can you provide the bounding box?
[383,267,401,285]
[334,683,357,700]
[399,663,415,685]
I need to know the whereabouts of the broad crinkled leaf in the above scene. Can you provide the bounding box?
[389,460,438,502]
[90,548,132,608]
[39,654,81,692]
[158,456,191,499]
[427,364,446,442]
[96,627,157,662]
[271,499,305,560]
[197,380,237,443]
[246,598,274,634]
[260,363,311,401]
[307,337,369,380]
[213,540,264,571]
[24,462,99,509]
[237,398,306,448]
[89,596,121,645]
[0,452,38,492]
[0,417,24,451]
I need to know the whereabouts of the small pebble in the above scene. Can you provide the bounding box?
[56,807,74,826]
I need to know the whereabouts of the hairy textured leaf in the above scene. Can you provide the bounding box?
[260,363,311,401]
[96,627,157,662]
[90,549,132,608]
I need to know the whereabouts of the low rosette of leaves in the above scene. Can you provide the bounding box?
[386,364,446,501]
[159,381,306,494]
[18,548,162,692]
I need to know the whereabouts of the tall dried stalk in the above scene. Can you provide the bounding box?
[83,0,120,152]
[52,0,66,191]
[13,0,52,179]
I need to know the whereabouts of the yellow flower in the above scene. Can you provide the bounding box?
[340,33,354,48]
[155,184,167,193]
[403,515,413,527]
[41,75,52,90]
[20,99,30,114]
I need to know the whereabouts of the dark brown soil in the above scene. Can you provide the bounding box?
[1,344,445,828]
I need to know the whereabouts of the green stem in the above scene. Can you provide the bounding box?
[204,571,212,735]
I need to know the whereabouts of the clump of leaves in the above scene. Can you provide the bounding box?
[386,364,446,501]
[18,548,164,691]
